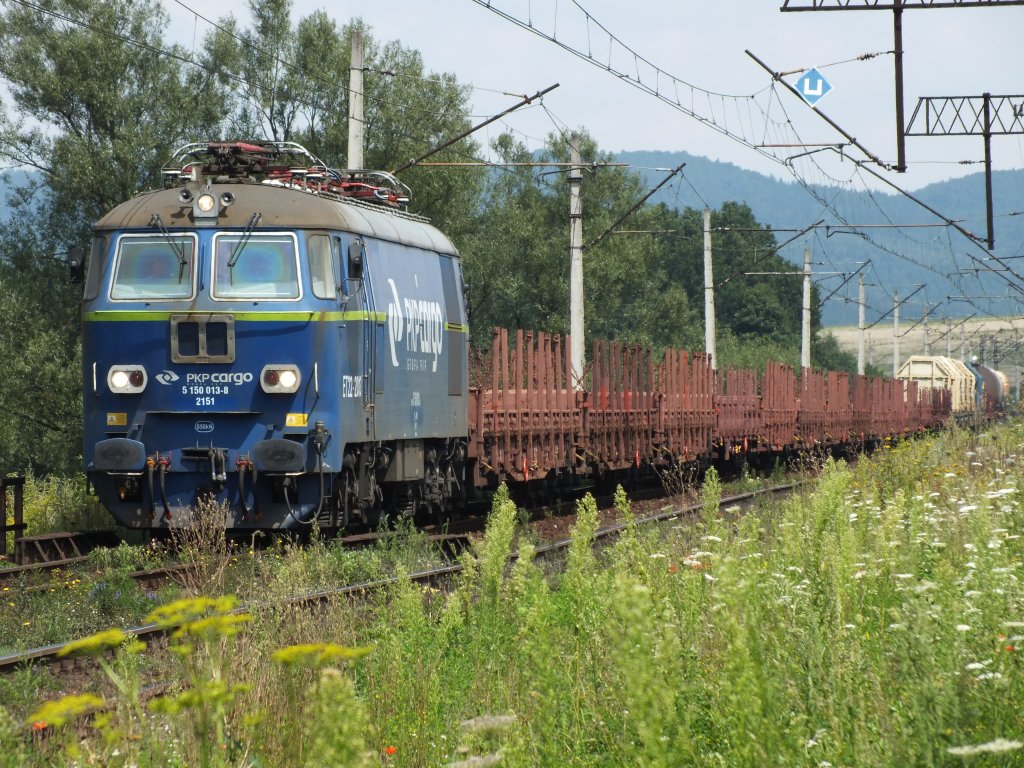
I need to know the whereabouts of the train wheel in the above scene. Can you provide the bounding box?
[340,471,354,531]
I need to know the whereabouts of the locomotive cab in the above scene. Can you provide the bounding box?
[81,142,469,532]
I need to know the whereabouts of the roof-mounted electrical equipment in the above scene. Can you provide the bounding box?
[161,141,411,210]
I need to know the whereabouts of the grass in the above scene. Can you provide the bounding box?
[5,420,1024,765]
[2,471,110,551]
[0,516,448,658]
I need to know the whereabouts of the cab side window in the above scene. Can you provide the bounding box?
[308,234,337,299]
[83,236,108,301]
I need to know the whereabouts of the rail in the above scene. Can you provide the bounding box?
[0,482,801,675]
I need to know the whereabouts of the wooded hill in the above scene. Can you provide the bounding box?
[620,150,1024,326]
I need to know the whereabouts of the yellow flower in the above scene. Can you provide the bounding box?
[58,628,140,658]
[27,694,104,728]
[145,595,238,629]
[173,613,252,640]
[272,642,373,668]
[149,682,250,715]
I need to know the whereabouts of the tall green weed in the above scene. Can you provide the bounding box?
[10,426,1024,766]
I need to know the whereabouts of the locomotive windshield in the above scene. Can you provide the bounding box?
[212,233,300,300]
[110,234,196,300]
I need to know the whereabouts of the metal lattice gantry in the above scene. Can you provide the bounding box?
[780,0,1024,174]
[906,95,1024,136]
[906,94,1024,249]
[781,1,1024,9]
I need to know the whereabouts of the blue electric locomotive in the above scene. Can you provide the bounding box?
[79,142,469,531]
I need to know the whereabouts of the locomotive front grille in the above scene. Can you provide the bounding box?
[171,314,235,363]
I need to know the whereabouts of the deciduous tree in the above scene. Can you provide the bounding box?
[0,0,233,472]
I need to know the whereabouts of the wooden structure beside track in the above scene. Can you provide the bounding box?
[467,328,953,488]
[0,475,25,560]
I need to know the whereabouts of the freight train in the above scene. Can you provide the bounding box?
[76,141,952,533]
[896,355,1009,421]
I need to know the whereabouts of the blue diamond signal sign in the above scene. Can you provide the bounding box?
[794,67,833,108]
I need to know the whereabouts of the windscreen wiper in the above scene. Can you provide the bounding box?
[227,212,263,269]
[148,213,188,281]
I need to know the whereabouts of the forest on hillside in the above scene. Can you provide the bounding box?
[621,151,1024,327]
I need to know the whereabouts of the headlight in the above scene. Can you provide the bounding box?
[196,192,217,213]
[261,364,301,393]
[107,365,147,393]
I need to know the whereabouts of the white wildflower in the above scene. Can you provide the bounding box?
[956,624,971,632]
[976,672,1003,681]
[948,738,1023,756]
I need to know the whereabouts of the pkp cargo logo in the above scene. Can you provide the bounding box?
[386,278,444,372]
[155,370,180,385]
[194,420,215,434]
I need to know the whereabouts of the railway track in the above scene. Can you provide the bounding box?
[0,481,800,676]
[0,474,664,590]
[0,529,500,595]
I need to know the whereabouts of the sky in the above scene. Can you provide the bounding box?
[162,0,1024,194]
